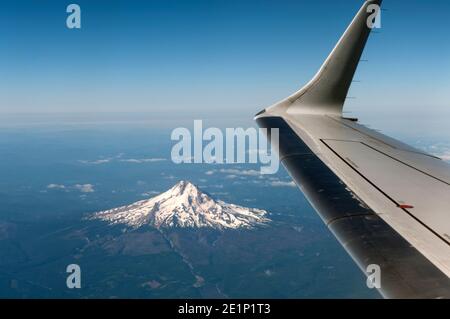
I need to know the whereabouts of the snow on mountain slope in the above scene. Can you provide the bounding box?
[91,181,270,230]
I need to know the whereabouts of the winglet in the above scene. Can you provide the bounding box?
[262,0,382,117]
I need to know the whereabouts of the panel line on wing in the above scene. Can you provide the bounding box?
[326,116,441,159]
[360,142,450,187]
[320,139,450,247]
[322,138,450,186]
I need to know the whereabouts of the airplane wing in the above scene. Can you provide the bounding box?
[255,0,450,298]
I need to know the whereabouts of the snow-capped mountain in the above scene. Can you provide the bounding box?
[91,181,270,230]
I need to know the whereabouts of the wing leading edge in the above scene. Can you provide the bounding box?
[256,1,450,298]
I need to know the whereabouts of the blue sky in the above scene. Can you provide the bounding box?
[0,0,449,126]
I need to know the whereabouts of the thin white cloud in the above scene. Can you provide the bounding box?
[79,159,112,165]
[46,183,96,193]
[47,184,66,189]
[205,168,261,177]
[264,270,274,277]
[269,181,296,188]
[219,169,260,176]
[74,184,95,193]
[141,191,160,197]
[436,151,450,161]
[79,154,166,165]
[119,158,166,163]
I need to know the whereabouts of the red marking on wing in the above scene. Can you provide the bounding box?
[398,204,414,209]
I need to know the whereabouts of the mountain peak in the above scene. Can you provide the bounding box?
[91,181,270,230]
[170,180,200,195]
